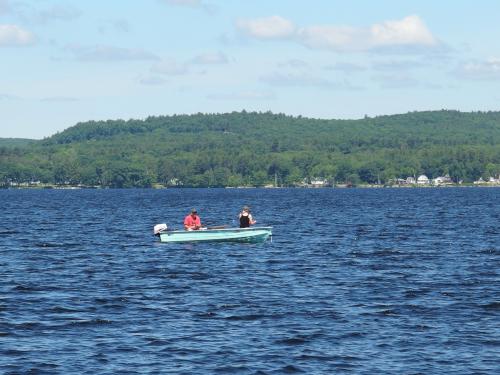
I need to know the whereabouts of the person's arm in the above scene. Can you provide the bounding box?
[249,214,257,225]
[184,216,193,230]
[194,216,201,230]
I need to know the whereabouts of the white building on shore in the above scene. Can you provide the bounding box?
[406,177,416,184]
[417,175,430,185]
[474,176,500,185]
[432,174,453,186]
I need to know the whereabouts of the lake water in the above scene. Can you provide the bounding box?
[1,188,499,374]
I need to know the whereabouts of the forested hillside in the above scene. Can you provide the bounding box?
[0,138,36,148]
[1,110,499,187]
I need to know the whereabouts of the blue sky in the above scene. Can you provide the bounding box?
[2,0,500,139]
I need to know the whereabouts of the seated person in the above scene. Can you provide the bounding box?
[239,206,256,228]
[184,208,201,230]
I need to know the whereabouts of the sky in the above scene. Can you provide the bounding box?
[2,0,500,139]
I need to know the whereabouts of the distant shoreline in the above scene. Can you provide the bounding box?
[2,184,499,190]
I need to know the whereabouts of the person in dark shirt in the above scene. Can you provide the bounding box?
[239,206,256,228]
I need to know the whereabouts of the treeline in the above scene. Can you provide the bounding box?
[1,110,500,187]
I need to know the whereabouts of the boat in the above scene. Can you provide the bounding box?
[158,226,272,243]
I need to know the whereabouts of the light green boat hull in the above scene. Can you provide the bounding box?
[159,227,272,243]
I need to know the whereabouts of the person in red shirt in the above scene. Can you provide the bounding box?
[184,208,201,230]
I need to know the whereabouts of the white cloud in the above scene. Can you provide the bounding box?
[236,16,296,39]
[191,51,228,65]
[456,58,500,80]
[298,25,368,51]
[370,15,436,47]
[237,15,439,53]
[0,24,35,46]
[151,58,189,75]
[65,44,159,61]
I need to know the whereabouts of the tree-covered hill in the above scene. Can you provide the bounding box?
[1,110,499,187]
[0,138,36,148]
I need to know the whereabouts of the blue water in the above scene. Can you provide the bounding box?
[1,188,498,374]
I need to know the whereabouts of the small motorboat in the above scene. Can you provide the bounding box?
[156,226,272,243]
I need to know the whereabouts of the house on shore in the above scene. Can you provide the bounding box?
[474,176,500,185]
[297,177,330,188]
[310,178,329,187]
[406,177,416,184]
[417,175,430,185]
[432,174,453,186]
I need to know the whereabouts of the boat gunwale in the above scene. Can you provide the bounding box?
[157,226,272,243]
[160,226,272,235]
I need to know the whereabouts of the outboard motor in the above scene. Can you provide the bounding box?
[153,223,168,236]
